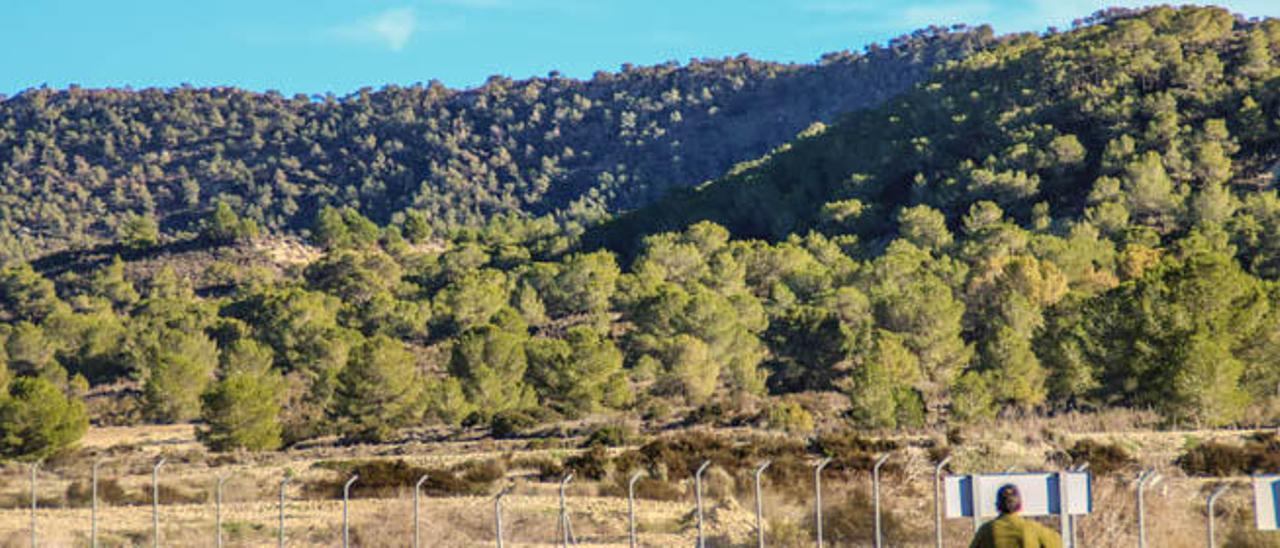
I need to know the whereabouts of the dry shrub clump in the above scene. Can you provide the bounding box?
[1063,439,1137,476]
[509,454,564,481]
[810,429,900,473]
[155,483,205,504]
[66,478,129,507]
[628,431,811,479]
[812,488,919,546]
[489,410,542,439]
[1176,432,1280,476]
[564,445,610,480]
[600,431,815,501]
[310,458,508,498]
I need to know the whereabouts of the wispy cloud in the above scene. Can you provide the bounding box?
[328,7,418,51]
[426,0,598,15]
[803,3,882,16]
[430,0,511,8]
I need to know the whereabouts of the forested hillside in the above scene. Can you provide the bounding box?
[0,26,993,260]
[596,8,1280,249]
[0,6,1277,460]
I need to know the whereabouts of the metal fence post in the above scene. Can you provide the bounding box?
[695,460,711,548]
[754,461,771,548]
[91,460,101,548]
[29,461,38,548]
[279,476,291,548]
[628,472,643,548]
[814,457,832,548]
[1069,463,1088,548]
[873,453,891,548]
[1206,484,1229,548]
[933,456,951,548]
[152,457,165,548]
[1136,469,1161,548]
[215,473,227,545]
[558,473,576,547]
[414,474,430,548]
[343,474,359,548]
[495,486,513,548]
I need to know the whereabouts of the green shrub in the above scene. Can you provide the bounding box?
[766,401,815,433]
[490,409,539,439]
[583,422,636,448]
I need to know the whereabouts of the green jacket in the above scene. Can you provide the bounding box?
[968,514,1064,548]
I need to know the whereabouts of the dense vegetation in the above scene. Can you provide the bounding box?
[594,6,1280,421]
[0,6,1277,458]
[0,26,993,260]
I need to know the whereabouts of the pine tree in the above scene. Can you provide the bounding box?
[87,256,139,311]
[333,335,425,443]
[117,213,160,250]
[449,322,535,421]
[138,329,219,423]
[848,331,921,428]
[526,327,629,416]
[983,325,1047,410]
[1169,333,1248,427]
[897,205,953,251]
[0,377,88,460]
[950,371,995,423]
[1123,151,1182,226]
[198,340,284,451]
[664,334,717,404]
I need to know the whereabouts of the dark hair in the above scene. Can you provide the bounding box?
[996,484,1022,514]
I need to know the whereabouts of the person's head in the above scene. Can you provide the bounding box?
[996,484,1022,515]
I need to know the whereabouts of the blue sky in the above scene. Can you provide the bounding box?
[2,0,1277,96]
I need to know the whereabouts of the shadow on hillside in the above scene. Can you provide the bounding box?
[31,237,219,278]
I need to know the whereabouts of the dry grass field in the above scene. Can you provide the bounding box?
[0,415,1274,547]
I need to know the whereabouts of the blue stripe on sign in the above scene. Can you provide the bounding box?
[1086,474,1093,513]
[1047,476,1061,515]
[959,476,973,517]
[1272,480,1280,529]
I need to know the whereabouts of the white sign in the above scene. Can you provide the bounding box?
[1256,475,1280,531]
[944,472,1092,519]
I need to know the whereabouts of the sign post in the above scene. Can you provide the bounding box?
[814,457,832,548]
[1136,469,1161,548]
[1206,484,1229,548]
[933,456,951,548]
[628,472,643,548]
[872,453,892,548]
[754,461,770,548]
[695,461,711,548]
